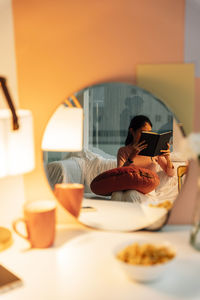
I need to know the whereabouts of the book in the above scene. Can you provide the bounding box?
[138,131,172,157]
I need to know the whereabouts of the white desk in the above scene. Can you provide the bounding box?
[1,225,200,300]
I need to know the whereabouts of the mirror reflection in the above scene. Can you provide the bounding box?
[42,82,187,231]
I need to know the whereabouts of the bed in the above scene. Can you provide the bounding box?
[44,148,187,207]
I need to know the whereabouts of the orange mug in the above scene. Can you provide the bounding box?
[54,183,84,218]
[13,200,56,248]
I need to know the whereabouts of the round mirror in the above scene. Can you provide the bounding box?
[42,82,187,231]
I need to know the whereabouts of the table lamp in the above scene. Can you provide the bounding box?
[42,95,83,151]
[0,76,35,251]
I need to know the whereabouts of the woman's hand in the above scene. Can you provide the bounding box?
[160,143,174,168]
[129,140,148,159]
[160,143,171,159]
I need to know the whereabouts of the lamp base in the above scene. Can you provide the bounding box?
[0,227,13,251]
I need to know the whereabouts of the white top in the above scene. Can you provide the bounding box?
[1,224,199,300]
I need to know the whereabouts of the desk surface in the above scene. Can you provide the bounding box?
[1,225,200,300]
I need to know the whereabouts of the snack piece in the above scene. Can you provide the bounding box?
[117,242,175,265]
[149,200,173,211]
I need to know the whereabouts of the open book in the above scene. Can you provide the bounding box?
[138,131,172,157]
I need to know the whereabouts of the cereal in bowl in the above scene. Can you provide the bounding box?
[116,242,175,266]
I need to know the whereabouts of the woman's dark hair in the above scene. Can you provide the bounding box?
[125,115,152,146]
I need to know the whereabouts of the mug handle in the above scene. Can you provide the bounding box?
[12,218,29,240]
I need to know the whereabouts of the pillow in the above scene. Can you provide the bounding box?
[89,146,116,159]
[90,166,160,196]
[83,156,117,193]
[46,157,83,189]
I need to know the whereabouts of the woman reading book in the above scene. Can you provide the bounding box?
[117,115,175,176]
[113,115,176,229]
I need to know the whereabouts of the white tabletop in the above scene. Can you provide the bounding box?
[1,224,200,300]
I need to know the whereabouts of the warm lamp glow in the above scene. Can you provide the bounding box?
[42,104,83,151]
[0,109,35,178]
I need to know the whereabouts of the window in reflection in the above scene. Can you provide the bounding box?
[76,83,173,156]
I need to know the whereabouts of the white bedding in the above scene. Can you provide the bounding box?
[45,149,185,208]
[64,148,117,193]
[45,157,83,189]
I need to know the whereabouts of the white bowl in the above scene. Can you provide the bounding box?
[113,238,176,283]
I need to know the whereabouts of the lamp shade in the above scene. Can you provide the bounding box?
[42,104,83,151]
[0,109,35,178]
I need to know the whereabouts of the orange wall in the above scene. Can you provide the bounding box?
[12,0,189,220]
